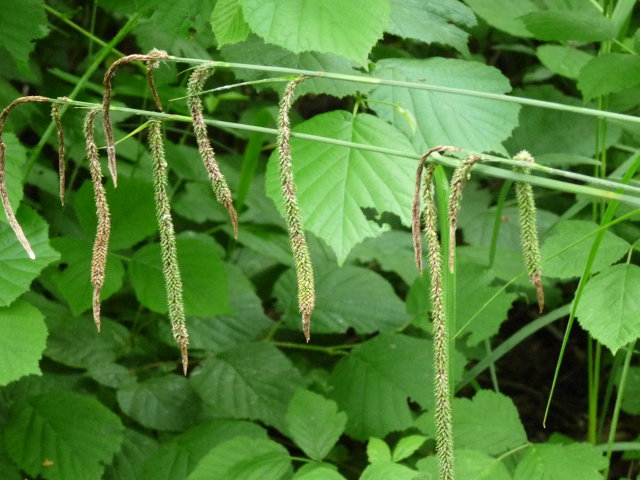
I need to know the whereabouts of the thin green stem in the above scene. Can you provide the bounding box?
[48,98,640,207]
[167,57,640,127]
[603,340,636,479]
[488,180,512,267]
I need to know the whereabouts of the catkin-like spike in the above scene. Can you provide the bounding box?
[148,120,189,374]
[51,102,66,205]
[277,77,315,342]
[448,155,480,273]
[0,96,50,260]
[186,65,238,238]
[421,162,455,480]
[514,150,544,313]
[102,50,169,187]
[412,146,459,275]
[84,110,111,332]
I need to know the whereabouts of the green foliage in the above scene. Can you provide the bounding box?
[2,1,640,479]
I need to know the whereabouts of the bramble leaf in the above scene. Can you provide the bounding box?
[370,58,520,154]
[0,300,47,386]
[576,264,640,354]
[0,0,48,75]
[537,45,593,80]
[4,392,124,480]
[211,0,251,46]
[238,0,389,65]
[521,10,616,42]
[463,0,537,37]
[578,53,640,102]
[417,449,512,480]
[514,443,606,480]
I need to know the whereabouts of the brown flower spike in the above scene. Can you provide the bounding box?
[51,102,66,205]
[0,96,51,260]
[186,65,238,238]
[84,110,111,332]
[148,120,189,374]
[448,155,480,273]
[102,50,169,187]
[277,77,315,342]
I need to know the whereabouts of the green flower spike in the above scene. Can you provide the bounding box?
[413,146,457,480]
[148,120,190,375]
[186,65,238,238]
[277,77,315,342]
[448,155,480,273]
[0,96,51,260]
[514,150,544,313]
[84,110,111,333]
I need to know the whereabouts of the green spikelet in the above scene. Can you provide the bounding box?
[148,120,190,374]
[51,102,66,205]
[277,77,315,342]
[448,155,480,273]
[514,150,544,312]
[0,96,50,259]
[412,147,455,480]
[186,65,238,237]
[84,110,111,332]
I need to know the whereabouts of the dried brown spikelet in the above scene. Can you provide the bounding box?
[102,50,169,187]
[514,150,544,312]
[277,77,315,342]
[51,102,66,205]
[148,120,189,374]
[448,155,480,273]
[84,110,111,332]
[145,49,164,111]
[0,96,50,259]
[186,65,238,238]
[411,145,459,275]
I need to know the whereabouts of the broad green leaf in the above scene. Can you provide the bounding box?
[47,237,124,316]
[348,230,418,285]
[367,438,391,464]
[417,390,527,455]
[228,223,293,267]
[463,0,538,37]
[329,333,464,439]
[0,207,60,306]
[4,392,124,480]
[0,300,47,386]
[620,366,640,415]
[45,315,129,369]
[359,462,419,480]
[86,363,136,389]
[174,182,230,224]
[3,133,28,217]
[536,45,593,80]
[222,35,370,99]
[140,419,267,480]
[370,58,520,154]
[578,54,640,102]
[386,0,476,55]
[521,11,616,42]
[129,234,231,317]
[275,265,410,334]
[190,342,303,431]
[514,443,606,480]
[417,449,512,480]
[0,443,21,480]
[294,463,347,480]
[186,264,272,352]
[187,436,290,480]
[392,435,427,462]
[285,389,346,461]
[0,0,48,75]
[104,429,158,480]
[265,111,416,264]
[136,0,213,37]
[211,0,251,46]
[505,86,621,156]
[541,220,629,279]
[576,264,640,354]
[238,0,390,65]
[117,375,201,432]
[74,178,157,251]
